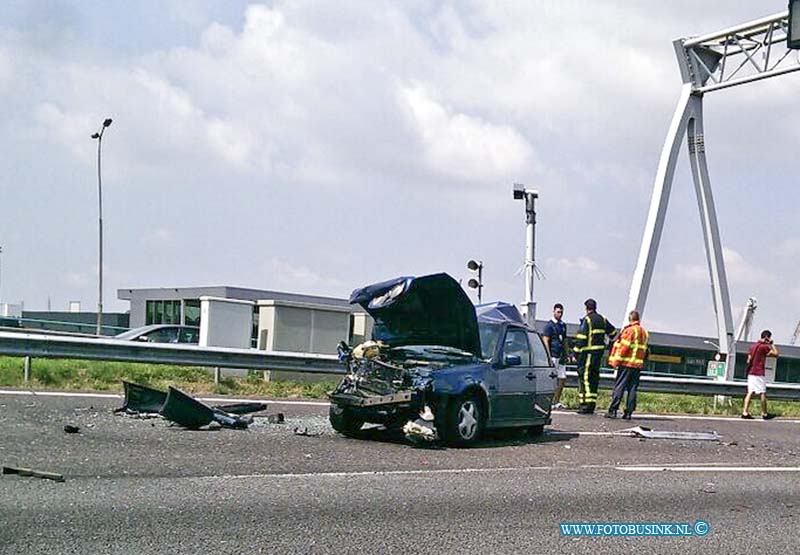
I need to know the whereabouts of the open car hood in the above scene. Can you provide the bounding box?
[349,273,481,357]
[475,301,525,325]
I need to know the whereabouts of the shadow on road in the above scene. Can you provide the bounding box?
[335,425,577,450]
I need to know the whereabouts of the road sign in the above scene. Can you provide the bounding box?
[707,361,726,378]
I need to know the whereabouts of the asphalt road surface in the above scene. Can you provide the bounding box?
[1,389,799,554]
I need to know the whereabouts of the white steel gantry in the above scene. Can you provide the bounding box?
[626,11,800,379]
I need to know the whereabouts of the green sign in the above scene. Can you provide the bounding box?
[706,361,726,378]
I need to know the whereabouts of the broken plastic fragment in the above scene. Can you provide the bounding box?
[116,381,167,414]
[267,413,286,424]
[160,387,250,430]
[352,340,385,360]
[403,419,439,443]
[618,426,720,441]
[419,405,435,422]
[2,466,64,482]
[294,427,322,437]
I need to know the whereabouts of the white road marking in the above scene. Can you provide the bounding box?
[0,389,122,399]
[198,465,563,480]
[618,466,800,472]
[548,431,620,437]
[195,462,800,480]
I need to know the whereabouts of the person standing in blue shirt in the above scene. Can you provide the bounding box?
[542,303,568,409]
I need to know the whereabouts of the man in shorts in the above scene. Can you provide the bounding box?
[542,303,568,409]
[742,329,778,420]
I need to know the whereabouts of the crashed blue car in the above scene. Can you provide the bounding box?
[329,273,556,446]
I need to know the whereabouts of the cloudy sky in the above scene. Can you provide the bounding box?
[1,1,798,341]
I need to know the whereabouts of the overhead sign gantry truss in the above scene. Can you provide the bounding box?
[626,10,800,379]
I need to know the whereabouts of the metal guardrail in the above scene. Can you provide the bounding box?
[16,317,130,334]
[1,330,800,400]
[565,371,800,401]
[0,331,342,375]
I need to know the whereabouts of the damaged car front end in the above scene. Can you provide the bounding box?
[329,273,556,446]
[330,341,482,444]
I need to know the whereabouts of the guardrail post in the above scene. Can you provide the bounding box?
[214,367,221,385]
[23,356,31,382]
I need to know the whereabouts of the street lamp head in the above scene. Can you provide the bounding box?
[103,118,113,128]
[512,183,539,200]
[467,259,482,271]
[91,133,100,139]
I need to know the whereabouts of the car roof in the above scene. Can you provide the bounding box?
[115,324,197,339]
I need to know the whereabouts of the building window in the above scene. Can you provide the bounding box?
[145,300,182,325]
[184,300,200,327]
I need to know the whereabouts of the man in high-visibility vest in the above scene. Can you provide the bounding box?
[606,310,649,420]
[572,298,615,414]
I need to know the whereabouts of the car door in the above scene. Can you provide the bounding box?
[145,327,179,343]
[528,331,556,418]
[493,327,537,423]
[179,327,199,344]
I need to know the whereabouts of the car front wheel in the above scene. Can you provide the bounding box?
[443,393,485,446]
[329,404,363,436]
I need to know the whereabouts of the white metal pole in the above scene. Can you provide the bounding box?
[96,134,103,336]
[685,97,737,379]
[524,192,537,327]
[625,84,694,322]
[92,118,111,336]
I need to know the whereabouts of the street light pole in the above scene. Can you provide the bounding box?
[513,184,539,327]
[91,118,112,336]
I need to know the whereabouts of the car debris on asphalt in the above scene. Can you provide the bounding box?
[267,413,285,424]
[113,381,272,430]
[63,424,80,434]
[2,465,65,482]
[160,386,252,430]
[116,381,267,416]
[402,419,439,443]
[293,426,323,437]
[618,426,721,441]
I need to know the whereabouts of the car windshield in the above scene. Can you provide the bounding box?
[390,345,476,361]
[114,326,157,340]
[478,322,502,359]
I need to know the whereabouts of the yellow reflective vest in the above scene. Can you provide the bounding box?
[608,322,649,369]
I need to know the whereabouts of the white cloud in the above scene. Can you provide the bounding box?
[142,227,175,244]
[261,258,346,296]
[672,248,773,285]
[773,237,800,258]
[399,85,535,183]
[544,256,627,285]
[0,48,12,90]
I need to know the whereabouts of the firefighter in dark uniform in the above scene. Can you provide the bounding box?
[572,298,616,414]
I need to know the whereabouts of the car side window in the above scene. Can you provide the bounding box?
[528,332,552,367]
[179,328,198,344]
[503,329,531,366]
[147,328,179,343]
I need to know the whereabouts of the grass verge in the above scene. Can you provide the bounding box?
[1,356,799,416]
[0,356,337,399]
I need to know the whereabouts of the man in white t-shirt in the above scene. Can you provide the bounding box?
[542,303,568,409]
